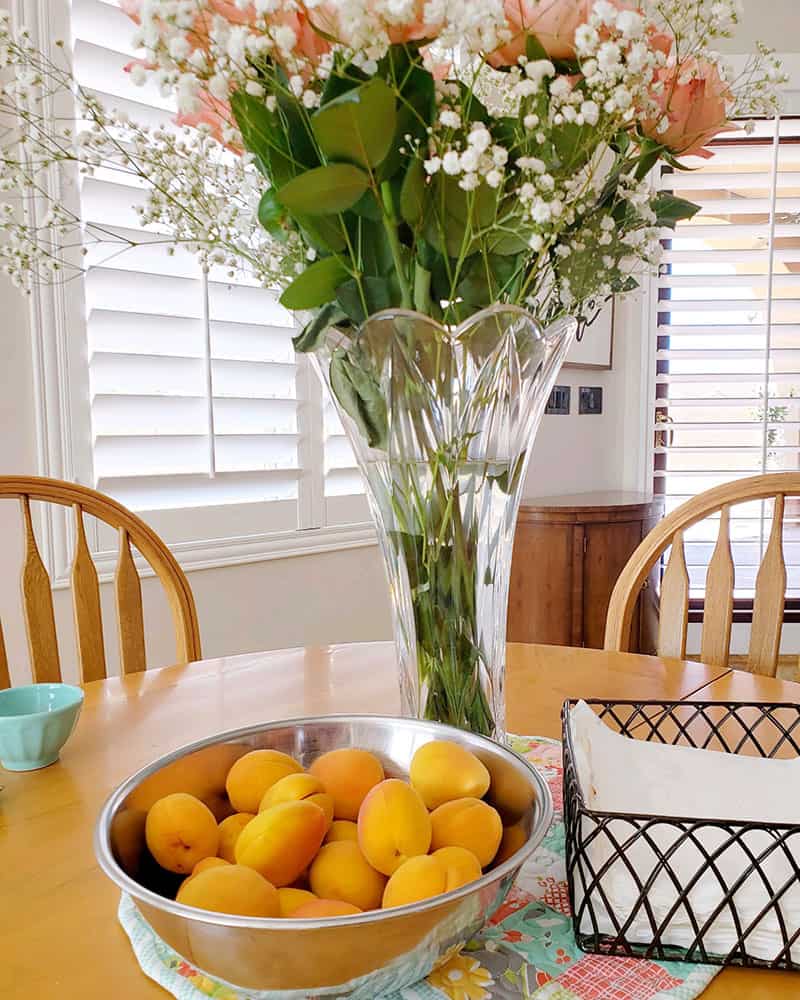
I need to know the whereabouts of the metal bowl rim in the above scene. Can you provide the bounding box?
[94,713,553,931]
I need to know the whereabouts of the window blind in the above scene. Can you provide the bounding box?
[654,118,800,598]
[69,0,366,544]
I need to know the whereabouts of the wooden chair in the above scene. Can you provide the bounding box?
[605,473,800,677]
[0,476,201,688]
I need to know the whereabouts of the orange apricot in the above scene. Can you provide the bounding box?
[324,819,359,843]
[217,812,255,864]
[357,778,431,876]
[176,864,279,917]
[309,748,384,821]
[234,799,326,887]
[309,840,386,911]
[429,797,502,868]
[277,887,317,917]
[259,773,334,830]
[409,740,491,809]
[145,793,219,874]
[225,750,303,814]
[382,856,447,909]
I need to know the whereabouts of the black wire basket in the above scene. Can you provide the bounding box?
[562,699,800,971]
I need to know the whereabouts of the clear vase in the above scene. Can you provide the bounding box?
[312,305,577,741]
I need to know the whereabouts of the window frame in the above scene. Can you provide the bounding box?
[16,0,375,587]
[648,110,800,622]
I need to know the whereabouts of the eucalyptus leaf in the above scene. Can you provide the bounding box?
[312,77,396,168]
[336,275,394,323]
[277,164,369,215]
[400,157,426,226]
[525,34,550,64]
[351,190,382,220]
[257,189,289,241]
[279,255,350,309]
[230,91,291,183]
[329,348,388,449]
[292,301,348,353]
[652,192,701,229]
[296,213,347,253]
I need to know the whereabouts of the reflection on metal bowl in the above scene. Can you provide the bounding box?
[95,715,553,997]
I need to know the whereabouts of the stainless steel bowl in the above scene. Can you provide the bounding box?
[95,715,553,997]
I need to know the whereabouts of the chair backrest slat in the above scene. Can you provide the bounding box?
[20,496,61,683]
[71,504,106,683]
[115,527,147,675]
[747,495,787,676]
[0,477,200,685]
[700,505,735,668]
[606,473,800,677]
[0,621,10,690]
[657,530,689,659]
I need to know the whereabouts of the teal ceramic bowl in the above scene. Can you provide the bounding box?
[0,683,84,771]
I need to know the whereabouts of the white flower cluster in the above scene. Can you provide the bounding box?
[0,16,300,290]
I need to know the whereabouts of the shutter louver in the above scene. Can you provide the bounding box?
[72,0,304,537]
[655,119,800,599]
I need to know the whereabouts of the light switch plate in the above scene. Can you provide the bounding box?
[546,385,571,415]
[579,386,603,415]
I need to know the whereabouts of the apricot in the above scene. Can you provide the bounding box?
[292,899,362,918]
[432,846,482,890]
[357,778,431,876]
[145,793,220,874]
[324,819,359,843]
[429,797,502,868]
[235,799,327,886]
[225,750,303,814]
[176,864,279,917]
[495,821,528,866]
[259,773,334,830]
[382,856,446,909]
[192,856,231,876]
[277,887,317,917]
[309,841,386,911]
[309,748,384,821]
[409,740,491,809]
[217,812,255,863]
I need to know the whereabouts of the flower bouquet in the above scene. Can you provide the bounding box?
[0,0,782,738]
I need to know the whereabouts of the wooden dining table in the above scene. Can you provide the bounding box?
[2,641,799,1000]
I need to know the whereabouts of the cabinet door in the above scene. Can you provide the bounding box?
[508,522,576,645]
[583,521,645,649]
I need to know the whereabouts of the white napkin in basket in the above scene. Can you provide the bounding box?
[569,701,800,962]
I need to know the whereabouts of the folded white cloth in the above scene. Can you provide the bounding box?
[569,700,800,962]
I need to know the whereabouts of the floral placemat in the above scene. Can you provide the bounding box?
[118,737,720,1000]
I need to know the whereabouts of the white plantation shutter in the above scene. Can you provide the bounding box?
[654,118,800,600]
[67,0,367,553]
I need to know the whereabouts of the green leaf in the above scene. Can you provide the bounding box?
[312,77,396,168]
[635,137,667,180]
[257,189,289,241]
[377,64,435,181]
[354,218,394,277]
[400,158,426,226]
[295,213,347,253]
[230,91,291,184]
[652,193,701,229]
[336,275,394,323]
[320,62,369,105]
[279,256,350,309]
[525,34,550,64]
[277,164,369,215]
[351,190,382,220]
[329,348,388,448]
[292,301,348,353]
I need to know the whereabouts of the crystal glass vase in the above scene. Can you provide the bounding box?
[313,305,577,741]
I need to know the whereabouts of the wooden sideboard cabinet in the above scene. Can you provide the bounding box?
[508,491,665,652]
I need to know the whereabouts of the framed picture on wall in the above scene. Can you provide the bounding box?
[563,297,615,371]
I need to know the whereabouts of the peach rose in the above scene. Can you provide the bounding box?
[487,0,655,67]
[175,91,243,154]
[643,58,731,159]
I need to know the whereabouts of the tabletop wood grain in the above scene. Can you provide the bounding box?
[1,642,799,999]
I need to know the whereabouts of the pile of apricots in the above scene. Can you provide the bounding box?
[143,739,522,919]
